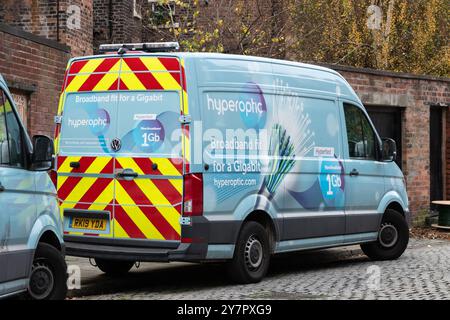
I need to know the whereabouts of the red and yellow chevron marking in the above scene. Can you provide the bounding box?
[113,157,182,240]
[57,156,114,205]
[56,156,183,240]
[57,156,115,237]
[55,55,192,240]
[65,58,121,93]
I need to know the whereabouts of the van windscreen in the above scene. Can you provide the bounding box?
[59,91,182,157]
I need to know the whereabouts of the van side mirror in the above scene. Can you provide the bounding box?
[31,135,54,171]
[381,138,397,162]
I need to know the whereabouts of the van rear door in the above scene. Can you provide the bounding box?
[113,57,184,242]
[57,57,120,238]
[57,55,186,243]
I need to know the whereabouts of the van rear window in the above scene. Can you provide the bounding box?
[59,91,182,158]
[114,91,182,157]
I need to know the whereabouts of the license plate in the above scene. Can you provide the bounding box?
[71,217,107,231]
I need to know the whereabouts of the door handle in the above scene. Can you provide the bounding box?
[70,161,80,169]
[0,183,5,192]
[350,169,360,177]
[116,170,138,179]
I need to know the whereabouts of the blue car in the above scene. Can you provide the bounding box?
[0,75,67,299]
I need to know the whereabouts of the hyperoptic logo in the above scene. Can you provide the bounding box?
[68,117,108,129]
[207,94,264,117]
[67,108,111,136]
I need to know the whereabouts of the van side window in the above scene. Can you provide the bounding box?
[344,103,376,160]
[0,92,10,165]
[0,90,24,168]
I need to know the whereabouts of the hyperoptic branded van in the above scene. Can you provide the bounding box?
[0,75,67,299]
[54,43,410,283]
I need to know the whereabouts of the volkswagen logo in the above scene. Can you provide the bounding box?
[111,138,122,152]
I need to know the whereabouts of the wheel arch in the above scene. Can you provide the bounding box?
[38,230,62,251]
[27,214,64,253]
[385,201,405,217]
[378,191,408,217]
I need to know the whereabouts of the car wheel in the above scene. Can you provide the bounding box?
[227,221,270,284]
[27,243,68,300]
[95,258,134,276]
[361,209,409,261]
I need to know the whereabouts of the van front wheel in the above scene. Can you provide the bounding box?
[227,221,270,284]
[361,209,409,261]
[27,243,68,300]
[95,259,134,276]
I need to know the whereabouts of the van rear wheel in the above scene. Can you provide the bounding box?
[95,259,134,276]
[227,221,270,284]
[361,209,409,261]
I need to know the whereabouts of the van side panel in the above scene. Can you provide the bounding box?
[271,63,345,240]
[196,58,348,255]
[196,59,283,248]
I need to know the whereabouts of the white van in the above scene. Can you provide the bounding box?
[54,43,410,283]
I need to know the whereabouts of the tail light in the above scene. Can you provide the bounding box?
[49,169,57,189]
[183,173,203,216]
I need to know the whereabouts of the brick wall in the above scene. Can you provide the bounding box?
[93,0,143,53]
[0,0,60,40]
[328,65,450,216]
[59,0,94,56]
[0,0,93,57]
[0,25,70,137]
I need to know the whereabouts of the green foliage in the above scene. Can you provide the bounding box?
[290,0,449,76]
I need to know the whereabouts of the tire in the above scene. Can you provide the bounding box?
[95,258,134,276]
[27,243,67,300]
[227,221,271,284]
[361,209,409,261]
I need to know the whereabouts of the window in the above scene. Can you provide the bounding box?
[344,103,376,160]
[10,91,29,129]
[0,92,9,166]
[0,90,25,168]
[133,0,142,19]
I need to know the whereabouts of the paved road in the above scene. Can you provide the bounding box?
[67,238,450,300]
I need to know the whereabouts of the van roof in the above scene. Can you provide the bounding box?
[69,52,361,104]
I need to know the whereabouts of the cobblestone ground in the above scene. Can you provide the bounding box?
[67,238,450,300]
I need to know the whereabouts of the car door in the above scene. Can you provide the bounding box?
[341,102,384,236]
